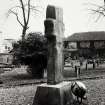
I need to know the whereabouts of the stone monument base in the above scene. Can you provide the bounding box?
[32,81,74,105]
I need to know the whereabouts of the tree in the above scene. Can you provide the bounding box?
[12,32,48,78]
[88,0,105,22]
[7,0,40,40]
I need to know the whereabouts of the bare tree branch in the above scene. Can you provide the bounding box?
[30,5,41,12]
[9,10,24,27]
[91,9,105,17]
[89,3,105,10]
[95,13,102,22]
[87,2,105,22]
[10,5,22,10]
[19,0,27,25]
[6,5,22,18]
[26,0,31,25]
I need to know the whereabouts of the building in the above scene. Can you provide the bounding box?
[0,39,15,64]
[64,31,105,59]
[0,53,13,64]
[2,39,15,53]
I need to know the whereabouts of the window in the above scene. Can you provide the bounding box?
[80,42,90,48]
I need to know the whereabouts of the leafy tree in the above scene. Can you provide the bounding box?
[12,32,48,78]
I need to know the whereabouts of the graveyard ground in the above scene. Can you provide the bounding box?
[0,65,105,105]
[1,78,105,105]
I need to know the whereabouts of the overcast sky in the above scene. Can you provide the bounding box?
[0,0,105,40]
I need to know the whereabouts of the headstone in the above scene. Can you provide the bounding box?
[44,5,64,84]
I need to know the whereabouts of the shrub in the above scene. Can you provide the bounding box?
[12,32,48,78]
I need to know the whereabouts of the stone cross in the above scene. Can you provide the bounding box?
[32,6,74,105]
[44,5,65,84]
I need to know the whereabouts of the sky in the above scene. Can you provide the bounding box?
[0,0,105,40]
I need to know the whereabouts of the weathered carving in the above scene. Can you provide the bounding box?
[44,5,65,84]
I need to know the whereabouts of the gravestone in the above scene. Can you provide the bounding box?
[32,5,74,105]
[44,5,64,84]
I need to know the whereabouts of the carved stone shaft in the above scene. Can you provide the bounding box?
[44,5,64,84]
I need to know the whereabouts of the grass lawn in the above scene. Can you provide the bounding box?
[0,66,105,105]
[0,84,37,105]
[83,79,105,105]
[0,78,105,105]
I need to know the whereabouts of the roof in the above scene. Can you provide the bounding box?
[66,31,105,41]
[64,49,78,52]
[0,53,12,55]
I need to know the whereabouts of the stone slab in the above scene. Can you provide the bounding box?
[32,81,74,105]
